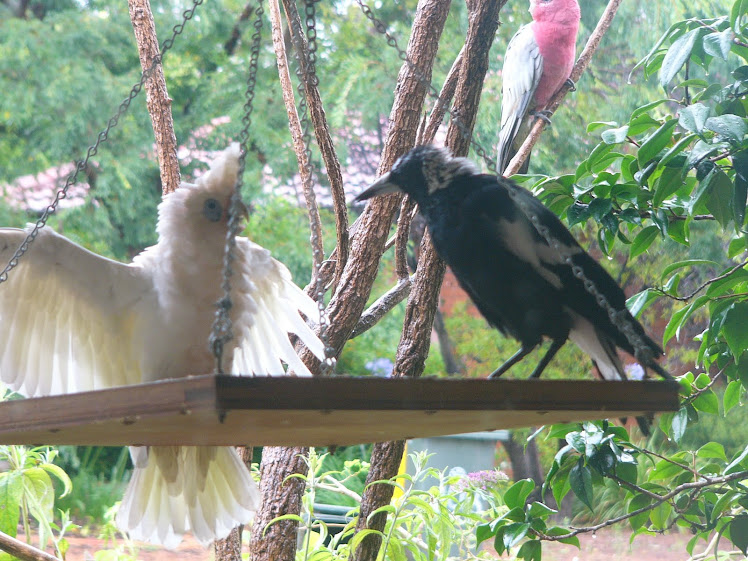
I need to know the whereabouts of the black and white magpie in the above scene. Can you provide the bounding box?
[356,145,670,382]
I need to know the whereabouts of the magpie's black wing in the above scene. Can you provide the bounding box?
[505,182,664,358]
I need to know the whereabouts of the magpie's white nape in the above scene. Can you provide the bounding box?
[357,145,671,386]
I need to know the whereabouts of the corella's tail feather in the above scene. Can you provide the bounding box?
[116,445,258,548]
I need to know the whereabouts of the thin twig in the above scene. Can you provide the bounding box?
[351,277,414,338]
[654,259,748,302]
[422,45,465,144]
[282,0,350,287]
[504,0,624,177]
[272,0,325,273]
[535,470,748,541]
[0,530,59,561]
[395,198,417,279]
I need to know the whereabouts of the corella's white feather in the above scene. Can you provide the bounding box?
[0,144,325,547]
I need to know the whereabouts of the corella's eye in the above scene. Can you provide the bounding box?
[203,198,223,222]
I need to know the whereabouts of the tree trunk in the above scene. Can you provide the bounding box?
[249,446,309,561]
[128,0,180,195]
[351,2,504,560]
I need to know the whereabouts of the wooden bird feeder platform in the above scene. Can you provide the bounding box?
[0,375,679,447]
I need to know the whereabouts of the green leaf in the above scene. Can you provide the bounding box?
[660,29,702,87]
[631,99,671,120]
[650,502,672,530]
[638,119,678,165]
[697,442,727,462]
[546,527,580,548]
[503,522,531,549]
[627,289,659,318]
[528,502,556,518]
[569,461,594,512]
[660,259,720,281]
[730,514,748,554]
[732,151,748,227]
[724,445,748,474]
[723,302,748,362]
[678,103,711,133]
[650,458,687,481]
[628,494,653,531]
[477,522,496,545]
[671,407,688,443]
[693,389,720,415]
[630,226,660,258]
[703,30,734,60]
[0,471,22,537]
[732,0,748,32]
[705,169,734,227]
[724,380,743,413]
[653,166,686,208]
[704,115,748,143]
[659,133,697,167]
[504,479,535,510]
[516,539,541,561]
[601,125,629,144]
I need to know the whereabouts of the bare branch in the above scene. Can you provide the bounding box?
[535,470,748,541]
[282,0,349,287]
[422,45,465,144]
[504,0,624,177]
[351,277,413,338]
[395,198,417,279]
[654,260,748,302]
[128,0,180,195]
[269,0,324,272]
[0,530,59,561]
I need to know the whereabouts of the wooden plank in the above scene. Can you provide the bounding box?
[0,375,680,447]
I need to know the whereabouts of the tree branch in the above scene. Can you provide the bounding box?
[504,0,624,177]
[654,260,748,302]
[269,0,323,272]
[0,530,59,561]
[351,277,413,338]
[128,0,180,195]
[536,470,748,541]
[282,0,349,288]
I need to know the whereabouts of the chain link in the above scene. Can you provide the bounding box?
[0,0,204,286]
[355,0,659,366]
[210,0,265,374]
[291,0,336,375]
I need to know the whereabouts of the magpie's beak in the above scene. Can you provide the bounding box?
[355,172,402,202]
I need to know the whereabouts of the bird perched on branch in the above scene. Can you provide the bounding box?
[497,0,580,174]
[356,145,670,385]
[0,144,324,548]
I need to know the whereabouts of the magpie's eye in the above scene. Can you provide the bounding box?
[203,198,223,222]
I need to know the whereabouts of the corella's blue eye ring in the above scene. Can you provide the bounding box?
[203,198,223,222]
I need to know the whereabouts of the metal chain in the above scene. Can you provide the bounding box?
[210,0,265,374]
[292,0,336,375]
[355,0,659,366]
[0,0,204,286]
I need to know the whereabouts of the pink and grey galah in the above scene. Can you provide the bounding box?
[496,0,581,175]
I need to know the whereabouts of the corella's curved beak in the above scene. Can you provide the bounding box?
[355,172,401,202]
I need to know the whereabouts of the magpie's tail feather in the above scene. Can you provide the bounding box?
[569,319,626,381]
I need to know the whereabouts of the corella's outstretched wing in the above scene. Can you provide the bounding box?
[0,227,152,396]
[231,237,324,377]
